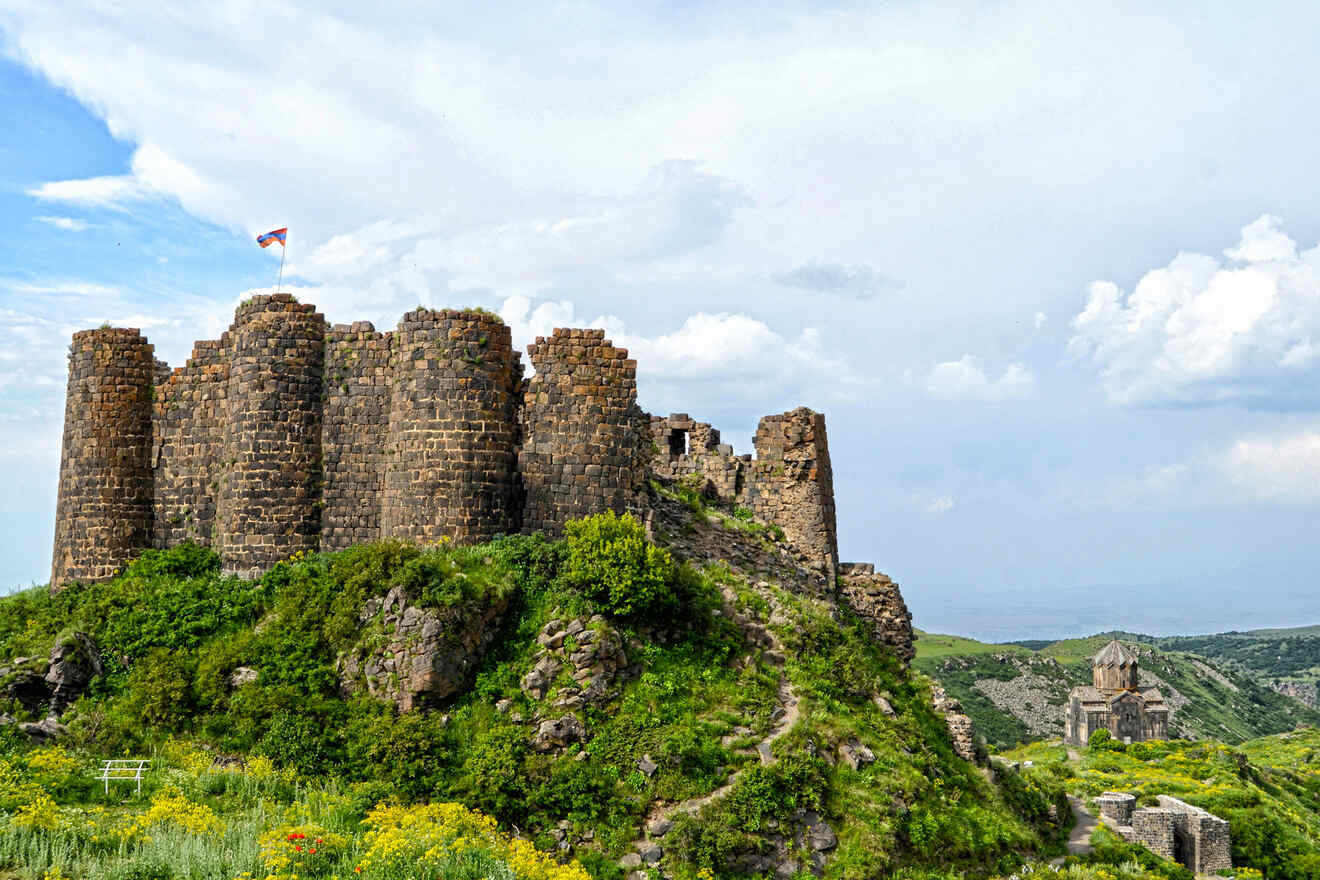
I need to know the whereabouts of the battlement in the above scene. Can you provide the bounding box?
[50,299,843,589]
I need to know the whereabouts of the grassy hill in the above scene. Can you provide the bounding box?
[1000,727,1320,879]
[1142,625,1320,707]
[0,499,1080,880]
[913,630,1320,748]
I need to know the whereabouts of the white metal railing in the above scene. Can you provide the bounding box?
[97,758,149,795]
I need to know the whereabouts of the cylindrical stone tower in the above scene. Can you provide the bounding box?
[519,327,650,536]
[380,309,521,544]
[50,328,156,590]
[215,294,326,575]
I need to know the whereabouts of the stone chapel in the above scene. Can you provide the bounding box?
[1065,639,1169,746]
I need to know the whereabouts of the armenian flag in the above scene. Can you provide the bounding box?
[256,227,287,248]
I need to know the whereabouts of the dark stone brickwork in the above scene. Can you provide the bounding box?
[649,408,839,580]
[838,563,915,664]
[50,329,156,589]
[52,302,866,600]
[214,295,326,576]
[152,338,228,549]
[381,309,522,544]
[520,328,649,537]
[321,322,391,550]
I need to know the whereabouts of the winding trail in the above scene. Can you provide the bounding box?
[620,588,801,869]
[1050,796,1097,865]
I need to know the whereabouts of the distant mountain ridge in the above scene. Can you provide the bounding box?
[914,628,1320,748]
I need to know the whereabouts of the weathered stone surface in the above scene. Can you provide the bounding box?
[46,632,102,715]
[521,615,631,709]
[228,666,258,688]
[838,567,914,665]
[0,658,52,715]
[931,684,979,764]
[649,409,839,583]
[532,715,585,752]
[837,739,875,770]
[338,585,510,712]
[51,328,155,589]
[18,716,66,743]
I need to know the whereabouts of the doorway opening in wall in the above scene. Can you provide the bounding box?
[668,429,688,456]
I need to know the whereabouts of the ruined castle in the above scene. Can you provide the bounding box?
[50,294,844,590]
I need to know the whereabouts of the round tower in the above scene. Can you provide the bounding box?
[50,328,156,590]
[215,295,326,575]
[381,309,521,544]
[520,328,650,536]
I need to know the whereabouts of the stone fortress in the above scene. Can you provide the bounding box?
[1095,792,1231,874]
[1064,639,1169,746]
[50,295,868,607]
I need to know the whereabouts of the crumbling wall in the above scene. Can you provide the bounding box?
[50,329,156,590]
[152,338,228,548]
[381,309,522,544]
[215,295,326,575]
[838,563,914,664]
[520,328,649,536]
[649,408,839,579]
[1156,796,1232,873]
[320,322,390,550]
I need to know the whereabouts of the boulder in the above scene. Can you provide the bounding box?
[0,659,52,715]
[532,715,585,752]
[45,632,102,715]
[338,586,510,712]
[228,666,258,688]
[18,716,66,743]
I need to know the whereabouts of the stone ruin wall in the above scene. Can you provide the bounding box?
[1096,791,1232,873]
[520,328,650,536]
[51,298,852,610]
[381,309,522,544]
[50,329,156,585]
[649,409,839,579]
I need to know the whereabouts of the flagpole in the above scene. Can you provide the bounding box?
[276,239,286,294]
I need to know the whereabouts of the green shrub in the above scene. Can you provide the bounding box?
[560,512,675,617]
[1089,728,1125,752]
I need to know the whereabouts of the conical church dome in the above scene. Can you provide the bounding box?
[1092,639,1138,668]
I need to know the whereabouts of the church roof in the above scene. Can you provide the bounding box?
[1093,639,1138,668]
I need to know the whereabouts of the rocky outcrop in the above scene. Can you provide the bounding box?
[532,715,586,752]
[0,657,52,715]
[728,809,839,878]
[1271,680,1319,709]
[338,586,510,711]
[521,615,635,709]
[46,632,102,716]
[838,564,914,665]
[931,684,979,764]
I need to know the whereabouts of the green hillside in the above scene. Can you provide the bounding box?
[914,631,1320,748]
[0,504,1077,880]
[1000,727,1320,879]
[1143,626,1320,706]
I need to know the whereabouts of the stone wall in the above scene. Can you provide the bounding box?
[649,409,839,579]
[50,329,156,589]
[381,309,521,544]
[213,295,326,576]
[320,323,390,550]
[520,328,649,536]
[1130,809,1176,861]
[838,563,914,664]
[1155,796,1232,873]
[52,301,859,592]
[1095,792,1135,826]
[151,338,228,549]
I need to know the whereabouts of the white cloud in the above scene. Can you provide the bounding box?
[1070,214,1320,406]
[34,216,88,231]
[1218,431,1320,503]
[925,355,1035,401]
[771,262,901,298]
[27,175,151,209]
[923,496,956,514]
[1034,312,1047,329]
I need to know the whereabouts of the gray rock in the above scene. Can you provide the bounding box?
[228,666,258,688]
[838,739,875,770]
[638,843,663,865]
[757,742,774,764]
[532,715,585,752]
[647,818,674,837]
[619,853,642,869]
[45,632,102,715]
[19,716,66,743]
[637,754,658,777]
[873,694,896,717]
[496,698,513,713]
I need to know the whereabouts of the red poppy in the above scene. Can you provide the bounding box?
[294,845,302,852]
[310,848,317,854]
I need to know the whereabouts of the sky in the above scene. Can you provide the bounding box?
[2,1,1319,641]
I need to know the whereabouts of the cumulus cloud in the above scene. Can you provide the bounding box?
[771,262,901,298]
[27,175,151,209]
[925,355,1034,401]
[1070,214,1320,406]
[923,496,956,514]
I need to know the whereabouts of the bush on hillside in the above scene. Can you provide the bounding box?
[559,512,675,617]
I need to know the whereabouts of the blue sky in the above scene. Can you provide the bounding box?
[3,1,1320,640]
